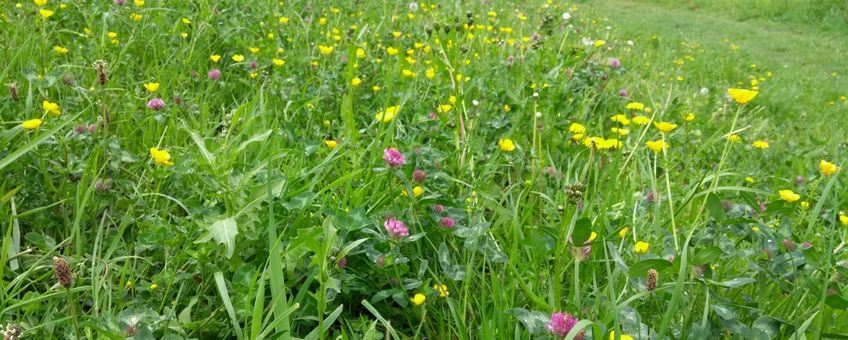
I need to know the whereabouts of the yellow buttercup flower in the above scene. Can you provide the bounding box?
[437,104,452,113]
[425,68,436,79]
[133,0,144,7]
[150,147,175,166]
[594,40,606,48]
[21,118,43,130]
[356,48,366,59]
[42,100,61,116]
[412,186,424,197]
[618,227,629,238]
[34,0,47,7]
[503,104,511,112]
[778,189,800,202]
[278,16,289,24]
[609,331,634,340]
[143,82,159,92]
[210,54,222,63]
[654,121,678,133]
[588,232,598,242]
[386,47,399,56]
[39,9,54,19]
[498,138,516,152]
[820,160,839,176]
[351,77,362,87]
[318,45,334,55]
[839,212,848,225]
[800,201,810,209]
[232,54,245,62]
[53,46,69,54]
[727,88,758,104]
[324,140,338,149]
[646,140,667,153]
[433,284,449,297]
[684,113,695,122]
[249,47,260,54]
[745,176,754,183]
[272,58,285,67]
[411,293,426,306]
[634,241,650,254]
[375,105,400,123]
[752,140,769,149]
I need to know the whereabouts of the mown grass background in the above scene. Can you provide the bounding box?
[1,0,847,339]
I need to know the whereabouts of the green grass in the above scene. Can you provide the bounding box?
[1,0,847,339]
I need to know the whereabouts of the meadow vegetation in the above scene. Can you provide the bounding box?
[1,0,847,339]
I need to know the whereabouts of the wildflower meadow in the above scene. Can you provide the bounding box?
[2,0,848,339]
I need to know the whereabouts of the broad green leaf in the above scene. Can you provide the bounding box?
[196,217,238,258]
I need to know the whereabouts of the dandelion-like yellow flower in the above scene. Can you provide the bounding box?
[727,134,742,143]
[134,0,144,7]
[727,88,758,104]
[654,121,678,133]
[569,122,586,135]
[634,241,650,254]
[752,140,769,149]
[411,293,426,306]
[375,105,400,123]
[611,114,631,125]
[150,147,175,166]
[434,284,449,297]
[626,102,645,111]
[143,82,159,92]
[820,160,839,176]
[42,100,61,116]
[498,138,516,152]
[34,0,47,7]
[631,115,650,125]
[21,118,43,130]
[778,189,800,202]
[646,140,667,153]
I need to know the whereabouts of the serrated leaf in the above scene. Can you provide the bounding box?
[196,217,238,258]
